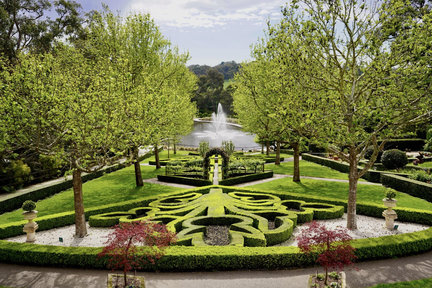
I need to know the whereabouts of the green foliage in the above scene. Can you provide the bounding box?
[0,0,84,63]
[385,189,397,200]
[381,174,432,202]
[157,175,212,186]
[222,141,235,156]
[364,146,384,162]
[1,186,432,271]
[21,200,36,212]
[381,150,408,170]
[424,126,432,152]
[0,165,180,224]
[408,170,432,183]
[0,160,31,193]
[369,278,432,288]
[199,142,210,158]
[219,171,273,186]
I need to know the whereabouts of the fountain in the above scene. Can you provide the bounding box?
[180,103,260,150]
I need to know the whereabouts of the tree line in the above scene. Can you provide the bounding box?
[233,0,432,230]
[0,2,196,237]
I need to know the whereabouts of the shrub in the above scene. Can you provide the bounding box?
[364,146,383,162]
[381,174,432,203]
[22,200,36,212]
[381,149,408,170]
[408,170,432,184]
[424,127,432,152]
[385,189,397,200]
[222,140,235,156]
[0,160,32,194]
[199,142,210,158]
[98,221,176,287]
[297,221,356,286]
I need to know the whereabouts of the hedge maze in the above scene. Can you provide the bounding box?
[89,188,344,247]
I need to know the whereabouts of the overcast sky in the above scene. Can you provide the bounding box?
[74,0,285,66]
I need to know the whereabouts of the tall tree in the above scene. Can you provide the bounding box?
[2,45,128,237]
[0,0,84,64]
[271,0,432,229]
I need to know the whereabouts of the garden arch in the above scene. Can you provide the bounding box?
[203,148,230,179]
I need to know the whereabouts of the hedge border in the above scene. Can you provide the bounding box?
[302,153,432,202]
[157,175,212,186]
[381,174,432,202]
[219,171,274,185]
[1,185,432,271]
[0,149,159,214]
[301,153,408,183]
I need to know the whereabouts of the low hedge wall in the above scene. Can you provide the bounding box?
[302,153,409,183]
[157,175,212,186]
[219,171,274,186]
[0,149,159,214]
[381,174,432,202]
[1,185,432,271]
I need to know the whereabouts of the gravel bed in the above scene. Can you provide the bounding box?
[6,214,429,247]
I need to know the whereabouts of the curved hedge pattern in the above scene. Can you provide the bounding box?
[89,188,344,247]
[1,185,432,271]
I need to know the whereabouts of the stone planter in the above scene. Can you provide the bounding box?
[22,210,38,243]
[308,272,346,288]
[382,199,397,230]
[107,274,145,288]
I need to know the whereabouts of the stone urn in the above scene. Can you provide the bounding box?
[382,199,397,230]
[23,210,39,242]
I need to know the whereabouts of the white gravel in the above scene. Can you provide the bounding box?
[6,214,429,247]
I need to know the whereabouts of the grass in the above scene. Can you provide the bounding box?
[247,177,432,210]
[266,160,356,180]
[0,165,181,224]
[369,278,432,287]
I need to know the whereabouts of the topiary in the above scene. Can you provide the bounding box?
[381,149,408,170]
[22,200,36,212]
[364,146,383,162]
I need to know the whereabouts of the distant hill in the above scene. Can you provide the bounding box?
[189,61,240,80]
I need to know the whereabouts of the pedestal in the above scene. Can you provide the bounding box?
[23,211,38,243]
[382,209,397,230]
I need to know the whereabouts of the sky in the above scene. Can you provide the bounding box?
[74,0,285,66]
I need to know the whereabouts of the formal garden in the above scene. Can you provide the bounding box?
[1,0,432,287]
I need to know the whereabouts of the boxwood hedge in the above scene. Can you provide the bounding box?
[1,185,432,271]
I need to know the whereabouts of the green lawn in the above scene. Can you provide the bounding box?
[267,160,354,180]
[369,278,432,287]
[0,165,181,224]
[247,177,432,210]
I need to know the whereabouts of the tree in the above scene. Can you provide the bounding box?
[297,221,356,286]
[233,59,289,165]
[84,10,196,183]
[98,221,176,288]
[270,0,432,229]
[0,0,84,64]
[2,45,128,237]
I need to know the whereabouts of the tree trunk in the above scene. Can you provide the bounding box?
[266,141,270,156]
[174,143,177,154]
[167,140,170,158]
[133,146,143,187]
[275,141,281,165]
[154,144,161,169]
[72,169,87,237]
[293,141,301,182]
[347,146,359,230]
[261,143,264,154]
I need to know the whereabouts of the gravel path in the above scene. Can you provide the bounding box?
[6,214,428,247]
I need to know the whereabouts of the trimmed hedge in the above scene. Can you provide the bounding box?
[0,149,158,214]
[382,138,426,151]
[219,171,274,186]
[381,174,432,202]
[157,175,212,186]
[1,227,432,271]
[1,185,432,271]
[302,153,409,183]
